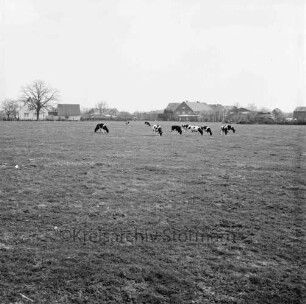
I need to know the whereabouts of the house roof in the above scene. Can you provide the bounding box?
[57,104,81,116]
[165,103,181,111]
[209,104,225,111]
[294,107,306,112]
[186,102,214,113]
[223,105,235,111]
[237,107,251,112]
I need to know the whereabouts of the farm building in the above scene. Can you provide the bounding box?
[225,107,253,123]
[83,107,120,120]
[46,104,81,120]
[162,103,181,120]
[254,112,275,124]
[173,101,215,121]
[162,101,227,122]
[174,102,199,121]
[293,107,306,121]
[165,103,180,112]
[57,104,81,120]
[46,111,58,120]
[18,104,49,120]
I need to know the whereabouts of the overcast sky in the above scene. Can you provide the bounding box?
[0,0,305,112]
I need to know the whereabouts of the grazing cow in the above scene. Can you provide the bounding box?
[171,125,182,134]
[145,121,151,126]
[220,124,235,135]
[126,121,130,125]
[200,126,213,136]
[188,125,203,135]
[152,124,163,136]
[94,123,109,133]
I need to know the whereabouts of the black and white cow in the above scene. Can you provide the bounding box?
[182,124,203,135]
[200,126,213,136]
[152,124,163,136]
[145,121,151,126]
[125,121,130,125]
[220,124,235,135]
[94,123,109,133]
[171,125,182,134]
[188,125,203,135]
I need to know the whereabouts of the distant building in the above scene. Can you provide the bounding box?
[165,103,181,112]
[57,104,81,120]
[163,103,181,120]
[46,111,58,120]
[185,101,214,115]
[87,108,120,120]
[225,107,253,123]
[173,101,199,121]
[18,104,49,120]
[45,104,81,120]
[254,112,275,123]
[172,101,216,121]
[293,107,306,121]
[163,101,226,121]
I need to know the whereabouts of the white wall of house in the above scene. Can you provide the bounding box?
[18,105,48,120]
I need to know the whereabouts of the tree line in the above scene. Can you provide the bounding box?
[0,80,293,122]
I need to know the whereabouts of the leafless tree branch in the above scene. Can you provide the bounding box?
[1,99,19,119]
[20,80,60,120]
[95,101,108,117]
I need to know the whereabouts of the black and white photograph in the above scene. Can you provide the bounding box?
[0,0,305,303]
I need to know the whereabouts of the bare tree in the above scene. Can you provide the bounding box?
[96,101,108,117]
[20,80,59,120]
[1,99,19,120]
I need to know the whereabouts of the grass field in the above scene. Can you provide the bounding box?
[0,121,305,303]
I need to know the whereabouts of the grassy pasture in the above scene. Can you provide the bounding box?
[0,121,305,303]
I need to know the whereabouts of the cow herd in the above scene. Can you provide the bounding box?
[94,122,236,136]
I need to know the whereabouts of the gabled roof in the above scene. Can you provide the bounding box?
[57,104,81,116]
[165,103,181,111]
[294,106,306,112]
[186,102,214,113]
